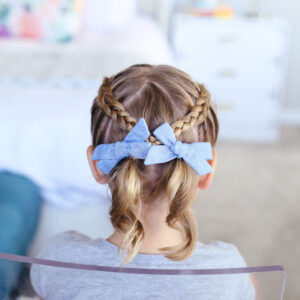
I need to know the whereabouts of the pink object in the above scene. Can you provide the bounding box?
[17,10,43,39]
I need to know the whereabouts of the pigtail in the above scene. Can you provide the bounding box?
[109,157,145,267]
[157,160,198,260]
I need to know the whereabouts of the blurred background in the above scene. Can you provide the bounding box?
[0,0,299,299]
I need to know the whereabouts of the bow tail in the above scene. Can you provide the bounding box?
[92,144,115,160]
[96,159,120,175]
[183,155,213,176]
[193,142,213,160]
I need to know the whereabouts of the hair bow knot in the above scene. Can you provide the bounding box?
[144,122,213,176]
[170,140,189,159]
[92,118,151,174]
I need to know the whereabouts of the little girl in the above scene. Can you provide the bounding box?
[30,64,256,299]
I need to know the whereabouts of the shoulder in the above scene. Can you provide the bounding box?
[193,240,248,268]
[30,230,101,298]
[37,230,95,257]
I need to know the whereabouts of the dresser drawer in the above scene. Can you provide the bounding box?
[173,15,287,61]
[177,59,281,97]
[219,125,279,142]
[214,96,279,127]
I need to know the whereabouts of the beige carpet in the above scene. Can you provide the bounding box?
[194,126,300,299]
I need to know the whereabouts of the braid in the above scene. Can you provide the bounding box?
[171,84,211,136]
[97,78,212,144]
[97,77,137,131]
[146,84,211,143]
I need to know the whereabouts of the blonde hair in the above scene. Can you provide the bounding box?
[90,64,219,266]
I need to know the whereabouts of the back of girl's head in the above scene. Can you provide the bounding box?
[90,64,219,266]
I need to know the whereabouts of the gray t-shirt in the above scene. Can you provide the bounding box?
[30,230,255,300]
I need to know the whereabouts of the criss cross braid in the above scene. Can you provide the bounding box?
[96,77,211,145]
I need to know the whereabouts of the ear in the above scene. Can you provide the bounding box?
[197,150,218,190]
[87,145,109,184]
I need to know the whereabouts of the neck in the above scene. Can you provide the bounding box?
[106,198,184,254]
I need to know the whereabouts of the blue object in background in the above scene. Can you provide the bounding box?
[0,171,42,299]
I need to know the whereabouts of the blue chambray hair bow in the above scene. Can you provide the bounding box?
[144,121,213,176]
[91,118,152,174]
[92,117,213,176]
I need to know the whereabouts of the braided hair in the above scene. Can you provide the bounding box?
[90,64,219,266]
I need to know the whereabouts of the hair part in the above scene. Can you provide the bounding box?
[90,64,219,266]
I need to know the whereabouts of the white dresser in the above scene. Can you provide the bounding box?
[171,14,290,142]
